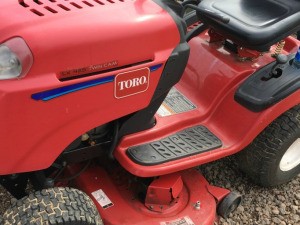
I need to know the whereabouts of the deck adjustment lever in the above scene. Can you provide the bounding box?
[263,54,288,80]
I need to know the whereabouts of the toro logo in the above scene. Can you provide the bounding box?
[114,68,150,98]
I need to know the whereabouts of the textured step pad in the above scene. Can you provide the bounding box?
[127,125,222,165]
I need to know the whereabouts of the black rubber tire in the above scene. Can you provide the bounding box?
[2,187,103,225]
[236,105,300,187]
[217,192,242,218]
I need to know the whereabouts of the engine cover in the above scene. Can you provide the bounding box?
[0,0,184,174]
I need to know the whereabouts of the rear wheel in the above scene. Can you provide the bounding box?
[236,105,300,187]
[2,187,103,225]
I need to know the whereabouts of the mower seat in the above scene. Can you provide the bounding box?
[197,0,300,51]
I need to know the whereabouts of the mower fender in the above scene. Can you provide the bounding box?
[114,35,300,177]
[235,53,300,112]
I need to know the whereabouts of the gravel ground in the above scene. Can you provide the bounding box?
[199,157,300,225]
[1,157,299,224]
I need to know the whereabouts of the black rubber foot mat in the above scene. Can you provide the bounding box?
[127,125,222,165]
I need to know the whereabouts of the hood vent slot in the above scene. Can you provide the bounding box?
[19,0,127,16]
[57,4,70,11]
[30,8,44,16]
[33,0,43,5]
[94,0,104,5]
[44,6,58,13]
[19,0,29,7]
[82,1,94,6]
[70,2,82,9]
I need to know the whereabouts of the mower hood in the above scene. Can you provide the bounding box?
[0,0,181,78]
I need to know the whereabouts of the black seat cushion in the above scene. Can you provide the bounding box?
[197,0,300,51]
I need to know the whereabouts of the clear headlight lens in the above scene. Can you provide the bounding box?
[0,37,33,80]
[0,45,22,79]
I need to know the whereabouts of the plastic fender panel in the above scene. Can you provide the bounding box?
[235,54,300,112]
[0,0,181,174]
[114,34,300,177]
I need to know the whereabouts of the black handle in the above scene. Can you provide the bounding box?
[182,4,230,24]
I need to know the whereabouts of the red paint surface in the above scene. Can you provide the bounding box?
[145,173,183,212]
[0,0,180,174]
[115,35,300,177]
[207,185,231,204]
[73,166,221,225]
[0,0,299,180]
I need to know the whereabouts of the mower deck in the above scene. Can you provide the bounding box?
[72,166,230,225]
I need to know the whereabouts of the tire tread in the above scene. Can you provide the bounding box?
[237,105,300,187]
[2,187,103,225]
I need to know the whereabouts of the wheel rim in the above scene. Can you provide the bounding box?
[279,138,300,171]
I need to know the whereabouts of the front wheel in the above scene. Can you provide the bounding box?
[236,105,300,187]
[217,192,242,218]
[2,187,103,225]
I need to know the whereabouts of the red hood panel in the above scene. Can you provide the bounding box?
[0,0,180,77]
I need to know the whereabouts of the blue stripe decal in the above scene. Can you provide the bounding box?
[32,64,163,101]
[32,75,115,101]
[150,64,163,72]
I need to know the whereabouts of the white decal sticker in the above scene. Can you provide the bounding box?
[160,216,195,225]
[157,88,196,117]
[157,104,173,117]
[92,189,114,209]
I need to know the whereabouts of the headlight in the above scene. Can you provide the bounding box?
[0,45,21,79]
[0,37,33,80]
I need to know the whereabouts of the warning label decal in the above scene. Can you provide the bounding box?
[91,189,114,209]
[157,88,196,117]
[160,216,195,225]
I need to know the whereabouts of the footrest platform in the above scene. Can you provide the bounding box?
[127,125,222,165]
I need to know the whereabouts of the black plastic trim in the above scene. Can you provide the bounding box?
[184,11,199,27]
[1,174,28,199]
[117,0,190,137]
[235,54,300,112]
[118,43,190,137]
[127,125,222,166]
[153,0,187,43]
[185,23,207,42]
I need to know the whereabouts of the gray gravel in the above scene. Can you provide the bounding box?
[199,157,300,225]
[1,157,299,224]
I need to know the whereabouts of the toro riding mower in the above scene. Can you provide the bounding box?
[1,0,300,224]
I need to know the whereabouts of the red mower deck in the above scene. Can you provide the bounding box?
[72,166,229,225]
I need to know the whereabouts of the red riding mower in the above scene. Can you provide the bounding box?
[1,0,300,224]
